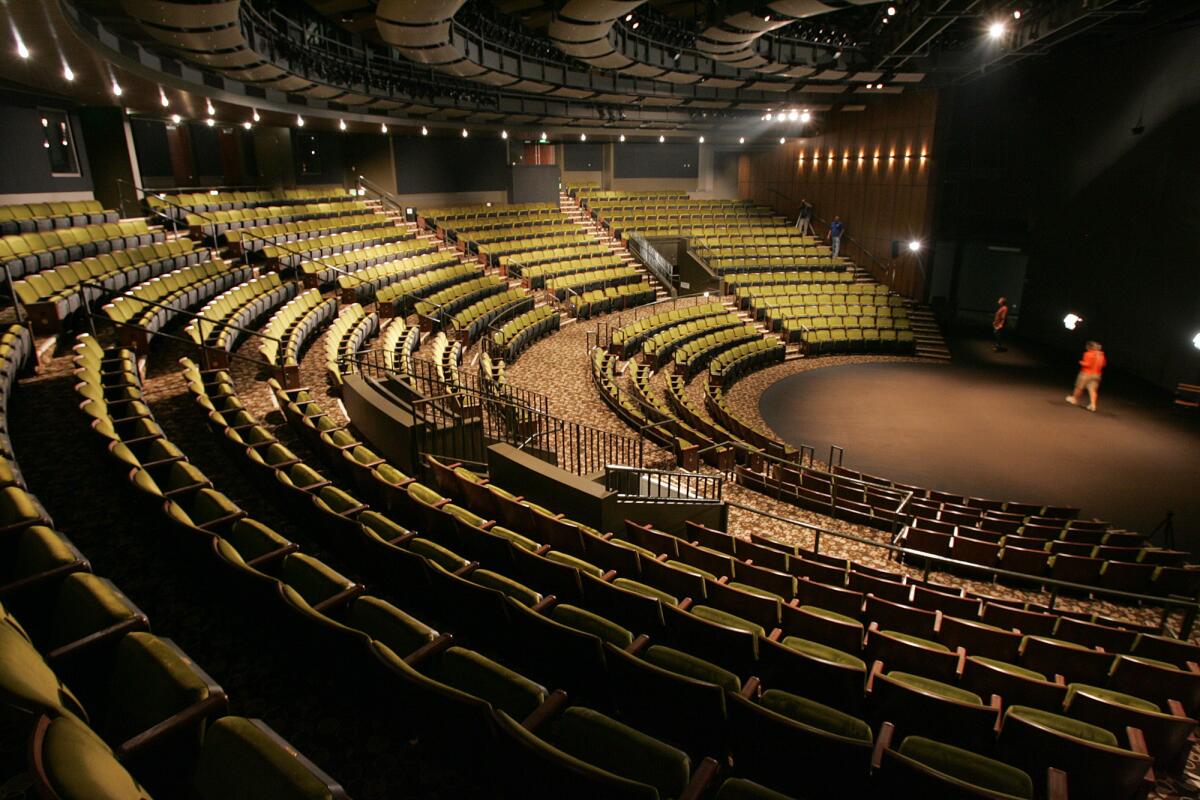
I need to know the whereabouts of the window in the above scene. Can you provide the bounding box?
[40,110,79,176]
[297,133,322,176]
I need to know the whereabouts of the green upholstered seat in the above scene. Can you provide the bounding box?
[782,636,867,670]
[0,621,87,722]
[759,689,872,742]
[644,645,741,692]
[548,707,692,799]
[408,538,470,572]
[882,630,950,652]
[692,605,765,637]
[47,574,143,650]
[666,559,717,581]
[280,554,353,607]
[968,656,1046,681]
[800,605,862,628]
[897,735,1033,799]
[469,569,542,607]
[614,577,678,605]
[545,550,605,577]
[193,716,341,800]
[445,504,487,528]
[40,715,151,800]
[104,632,214,746]
[713,777,794,800]
[428,647,547,721]
[349,596,436,657]
[551,604,633,648]
[1005,705,1119,746]
[889,672,983,705]
[1065,684,1160,714]
[729,581,785,602]
[222,519,292,563]
[490,525,539,552]
[610,538,658,559]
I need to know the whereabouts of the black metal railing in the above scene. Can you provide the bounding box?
[604,464,723,504]
[626,230,677,296]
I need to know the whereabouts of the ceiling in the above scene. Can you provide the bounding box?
[2,0,1184,137]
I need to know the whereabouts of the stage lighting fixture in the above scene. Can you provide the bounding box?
[625,13,632,21]
[206,100,215,116]
[1193,332,1200,350]
[171,114,182,124]
[62,64,74,82]
[907,240,921,252]
[462,128,468,138]
[206,118,215,127]
[1063,313,1082,331]
[111,80,123,97]
[779,137,785,144]
[800,110,812,123]
[339,119,347,131]
[160,90,169,107]
[739,136,745,144]
[619,134,625,142]
[788,110,799,121]
[252,109,260,123]
[887,6,896,16]
[580,133,586,141]
[988,21,1007,39]
[698,136,704,143]
[381,123,388,134]
[15,35,29,60]
[764,113,773,121]
[501,130,508,139]
[421,126,428,136]
[242,121,252,130]
[1013,10,1022,19]
[659,135,665,143]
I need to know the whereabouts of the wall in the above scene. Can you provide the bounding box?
[0,97,93,201]
[936,14,1200,388]
[78,108,138,215]
[253,126,295,188]
[738,90,939,297]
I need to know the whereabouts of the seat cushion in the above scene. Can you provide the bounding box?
[42,715,150,800]
[760,688,873,742]
[1006,705,1119,746]
[969,656,1046,681]
[194,716,337,800]
[782,636,867,670]
[549,707,690,799]
[430,647,547,721]
[1065,684,1160,714]
[644,645,741,692]
[349,596,436,657]
[800,605,863,628]
[881,630,950,652]
[692,605,765,637]
[898,735,1033,799]
[714,777,795,800]
[614,577,678,605]
[889,672,983,705]
[551,604,633,648]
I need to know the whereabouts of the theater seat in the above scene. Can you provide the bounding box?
[874,732,1044,799]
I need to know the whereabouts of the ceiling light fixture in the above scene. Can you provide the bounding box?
[659,135,665,143]
[111,80,122,96]
[738,136,745,144]
[242,121,252,130]
[252,109,260,123]
[62,64,74,82]
[15,34,29,60]
[1063,313,1082,331]
[206,117,215,127]
[421,126,428,136]
[580,133,586,141]
[779,137,786,144]
[206,100,215,116]
[501,130,508,139]
[788,109,799,121]
[296,115,304,127]
[800,110,812,123]
[908,240,922,252]
[887,5,896,16]
[160,90,169,108]
[1013,10,1022,20]
[171,114,182,124]
[462,128,469,138]
[988,21,1007,39]
[339,119,347,131]
[698,136,704,143]
[619,134,626,142]
[381,123,388,134]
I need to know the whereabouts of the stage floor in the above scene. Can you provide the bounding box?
[759,338,1200,550]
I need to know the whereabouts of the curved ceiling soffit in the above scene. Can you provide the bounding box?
[695,0,883,74]
[120,0,398,108]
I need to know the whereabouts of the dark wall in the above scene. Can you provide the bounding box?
[292,130,347,186]
[78,108,137,215]
[937,15,1200,388]
[615,142,700,179]
[564,142,603,171]
[392,136,508,193]
[0,99,93,195]
[509,165,559,204]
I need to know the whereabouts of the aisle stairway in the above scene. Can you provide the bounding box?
[559,191,672,302]
[908,305,952,361]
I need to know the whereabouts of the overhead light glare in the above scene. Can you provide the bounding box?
[1192,331,1200,350]
[887,5,896,16]
[779,137,786,144]
[907,240,921,252]
[738,136,745,144]
[698,136,704,143]
[800,110,812,123]
[111,80,123,96]
[658,135,665,143]
[62,64,74,82]
[421,126,428,136]
[501,130,508,139]
[461,128,469,138]
[296,115,305,127]
[988,21,1007,39]
[1013,10,1022,20]
[241,121,252,130]
[160,90,169,107]
[15,35,29,60]
[206,117,215,127]
[339,118,347,131]
[1063,313,1083,331]
[381,123,388,134]
[580,133,586,141]
[206,100,215,116]
[252,109,260,122]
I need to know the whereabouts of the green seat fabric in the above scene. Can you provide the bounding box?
[800,605,863,628]
[430,647,547,721]
[280,554,352,607]
[614,577,678,605]
[193,716,337,800]
[548,707,691,799]
[105,633,211,745]
[729,582,784,602]
[889,672,982,705]
[666,559,717,581]
[759,689,872,742]
[490,525,539,552]
[49,574,140,649]
[714,777,795,800]
[0,622,87,721]
[470,569,542,607]
[550,604,633,648]
[1005,705,1119,746]
[545,550,605,577]
[349,596,436,657]
[881,630,950,652]
[408,538,469,572]
[1065,683,1160,714]
[782,636,867,670]
[692,605,765,637]
[41,715,151,800]
[644,645,741,692]
[898,735,1033,799]
[968,656,1047,682]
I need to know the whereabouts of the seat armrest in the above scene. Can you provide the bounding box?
[311,584,366,613]
[871,721,896,770]
[403,633,455,667]
[114,692,230,761]
[679,757,721,800]
[521,689,569,734]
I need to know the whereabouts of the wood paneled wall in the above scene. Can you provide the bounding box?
[738,90,939,297]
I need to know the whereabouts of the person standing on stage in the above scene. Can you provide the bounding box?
[992,296,1009,352]
[795,199,813,236]
[1066,341,1106,412]
[827,215,845,258]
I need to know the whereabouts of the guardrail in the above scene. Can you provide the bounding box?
[626,230,677,297]
[604,464,723,504]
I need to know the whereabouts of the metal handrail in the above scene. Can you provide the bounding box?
[604,463,723,504]
[726,500,1200,637]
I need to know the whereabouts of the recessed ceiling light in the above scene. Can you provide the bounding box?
[296,115,304,127]
[421,126,428,136]
[111,80,122,96]
[171,114,182,124]
[252,110,260,122]
[62,64,74,82]
[619,134,625,142]
[501,130,508,139]
[738,136,745,144]
[698,136,704,143]
[381,123,388,134]
[580,133,587,141]
[659,135,665,142]
[206,118,215,127]
[339,119,347,131]
[462,128,469,138]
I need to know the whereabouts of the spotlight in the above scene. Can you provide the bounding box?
[1063,313,1083,331]
[619,134,626,142]
[171,114,182,124]
[632,21,639,28]
[111,80,122,96]
[15,36,29,60]
[421,126,428,136]
[887,6,896,15]
[296,115,304,127]
[1193,332,1200,350]
[339,119,347,131]
[206,100,215,116]
[62,64,74,82]
[764,112,773,121]
[788,110,799,122]
[381,123,388,134]
[988,21,1007,39]
[242,121,252,130]
[206,117,215,127]
[658,135,665,143]
[252,109,260,123]
[462,128,468,137]
[738,136,745,144]
[580,133,586,141]
[160,90,169,108]
[698,136,704,143]
[1013,10,1022,19]
[907,240,921,252]
[501,130,508,139]
[833,50,842,59]
[779,137,786,144]
[624,13,633,21]
[800,110,812,123]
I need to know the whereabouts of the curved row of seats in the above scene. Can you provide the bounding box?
[709,338,786,385]
[569,281,656,319]
[414,274,507,324]
[102,259,253,351]
[381,318,420,376]
[325,303,379,391]
[522,254,625,290]
[147,185,348,219]
[4,332,347,798]
[185,200,369,240]
[722,270,855,290]
[431,332,463,389]
[545,265,642,301]
[15,239,206,334]
[376,262,481,315]
[608,301,727,359]
[449,288,533,345]
[643,311,746,368]
[259,289,337,375]
[446,211,566,236]
[480,350,507,386]
[627,361,731,469]
[302,237,442,286]
[185,272,298,358]
[491,306,560,362]
[421,201,557,227]
[500,242,610,274]
[265,224,416,269]
[228,211,395,254]
[477,232,594,266]
[673,325,764,379]
[702,381,799,462]
[464,223,579,251]
[0,199,117,234]
[1,220,164,280]
[336,251,461,302]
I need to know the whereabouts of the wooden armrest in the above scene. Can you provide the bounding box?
[1053,673,1067,686]
[871,721,896,770]
[300,479,333,493]
[716,575,730,585]
[1186,661,1200,675]
[599,570,617,582]
[311,584,366,613]
[679,757,721,800]
[403,633,454,667]
[678,597,694,612]
[386,531,417,546]
[245,543,300,568]
[1046,767,1068,800]
[112,411,152,425]
[624,634,651,657]
[0,518,48,535]
[161,481,211,499]
[991,695,1004,733]
[767,628,783,643]
[196,510,247,530]
[954,646,967,678]
[453,561,479,577]
[0,561,87,598]
[534,544,552,556]
[521,689,569,733]
[740,676,762,699]
[140,455,186,469]
[47,616,148,663]
[1167,699,1191,720]
[866,660,884,692]
[530,595,557,614]
[114,692,229,761]
[121,432,163,446]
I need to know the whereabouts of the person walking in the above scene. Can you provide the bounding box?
[1066,341,1106,412]
[992,297,1009,352]
[795,198,813,236]
[827,215,845,258]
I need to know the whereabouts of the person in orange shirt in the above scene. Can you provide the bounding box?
[1066,341,1106,412]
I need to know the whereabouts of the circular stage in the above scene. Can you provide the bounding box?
[759,340,1200,548]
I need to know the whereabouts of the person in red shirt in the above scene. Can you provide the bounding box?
[992,297,1009,352]
[1066,341,1106,412]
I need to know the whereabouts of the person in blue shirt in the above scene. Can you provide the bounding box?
[827,216,845,258]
